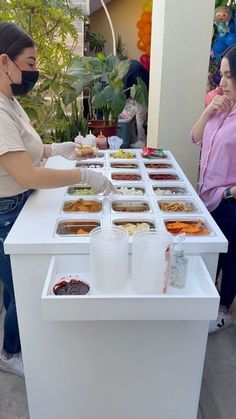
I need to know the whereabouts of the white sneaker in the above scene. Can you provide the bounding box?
[0,351,24,377]
[208,311,233,334]
[130,140,145,149]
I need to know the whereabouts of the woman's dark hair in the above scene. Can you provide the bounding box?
[0,21,34,60]
[222,45,236,82]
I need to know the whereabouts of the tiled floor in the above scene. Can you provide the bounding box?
[0,283,235,419]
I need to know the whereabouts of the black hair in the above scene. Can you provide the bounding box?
[0,21,34,60]
[222,45,236,82]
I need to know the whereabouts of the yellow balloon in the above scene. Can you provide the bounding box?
[142,2,149,12]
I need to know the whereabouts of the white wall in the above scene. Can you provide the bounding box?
[147,0,215,187]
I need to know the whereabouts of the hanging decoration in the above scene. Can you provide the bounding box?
[136,0,152,71]
[208,2,236,91]
[211,5,236,61]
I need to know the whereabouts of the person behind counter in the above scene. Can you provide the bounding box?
[191,45,236,334]
[123,59,149,149]
[0,22,116,377]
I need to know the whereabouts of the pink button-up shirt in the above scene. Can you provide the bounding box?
[191,107,236,212]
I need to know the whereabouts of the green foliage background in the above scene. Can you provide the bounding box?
[0,0,88,142]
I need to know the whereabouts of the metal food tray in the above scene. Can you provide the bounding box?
[111,199,151,213]
[157,199,200,213]
[55,219,101,236]
[62,198,103,214]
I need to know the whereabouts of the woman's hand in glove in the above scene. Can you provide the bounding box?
[49,142,78,160]
[80,168,117,196]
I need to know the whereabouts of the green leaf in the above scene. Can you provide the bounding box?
[131,77,149,107]
[110,88,126,116]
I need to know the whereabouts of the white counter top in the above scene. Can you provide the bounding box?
[4,150,227,255]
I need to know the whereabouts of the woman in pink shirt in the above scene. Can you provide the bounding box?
[191,46,236,333]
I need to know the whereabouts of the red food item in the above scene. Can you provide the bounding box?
[112,174,141,181]
[53,277,90,295]
[149,173,178,180]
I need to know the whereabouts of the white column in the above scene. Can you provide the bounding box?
[147,0,215,186]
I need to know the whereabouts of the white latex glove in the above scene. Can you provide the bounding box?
[80,168,117,196]
[51,142,77,160]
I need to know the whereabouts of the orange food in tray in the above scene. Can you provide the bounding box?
[63,199,102,213]
[165,220,210,236]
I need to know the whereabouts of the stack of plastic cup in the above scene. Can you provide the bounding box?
[132,229,172,294]
[90,226,129,293]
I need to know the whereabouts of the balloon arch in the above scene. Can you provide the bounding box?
[136,0,152,71]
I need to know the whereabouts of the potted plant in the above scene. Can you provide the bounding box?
[67,54,132,136]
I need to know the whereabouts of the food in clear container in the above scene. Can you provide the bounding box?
[116,186,145,196]
[76,162,103,169]
[158,200,197,212]
[111,162,138,169]
[53,276,90,295]
[63,199,102,213]
[67,186,96,196]
[112,173,141,181]
[113,220,154,235]
[153,186,188,196]
[149,173,179,181]
[74,145,96,158]
[110,150,136,159]
[56,220,100,236]
[141,147,167,159]
[165,220,210,236]
[145,163,172,169]
[112,200,150,212]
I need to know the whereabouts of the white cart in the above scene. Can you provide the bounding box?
[5,150,227,419]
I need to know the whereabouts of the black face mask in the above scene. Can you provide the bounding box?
[8,60,39,96]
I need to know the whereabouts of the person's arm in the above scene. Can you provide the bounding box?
[0,150,117,195]
[0,151,82,189]
[191,95,231,144]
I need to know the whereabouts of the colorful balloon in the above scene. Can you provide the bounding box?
[225,33,236,46]
[141,33,151,45]
[145,44,151,55]
[140,53,150,70]
[143,23,151,34]
[212,38,227,53]
[138,29,143,38]
[137,40,146,51]
[142,1,152,13]
[136,20,144,30]
[140,11,151,24]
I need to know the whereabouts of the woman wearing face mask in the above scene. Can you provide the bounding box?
[0,22,116,377]
[191,46,236,334]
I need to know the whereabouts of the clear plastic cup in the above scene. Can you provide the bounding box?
[132,229,172,294]
[90,226,129,293]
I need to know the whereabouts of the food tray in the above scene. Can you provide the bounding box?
[111,171,142,182]
[152,185,190,196]
[62,198,103,213]
[112,218,156,235]
[67,185,96,196]
[148,171,180,181]
[164,218,213,236]
[55,219,101,236]
[111,199,151,213]
[157,199,200,213]
[115,183,146,196]
[109,150,136,159]
[75,161,104,169]
[110,162,139,169]
[145,162,173,169]
[76,151,104,160]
